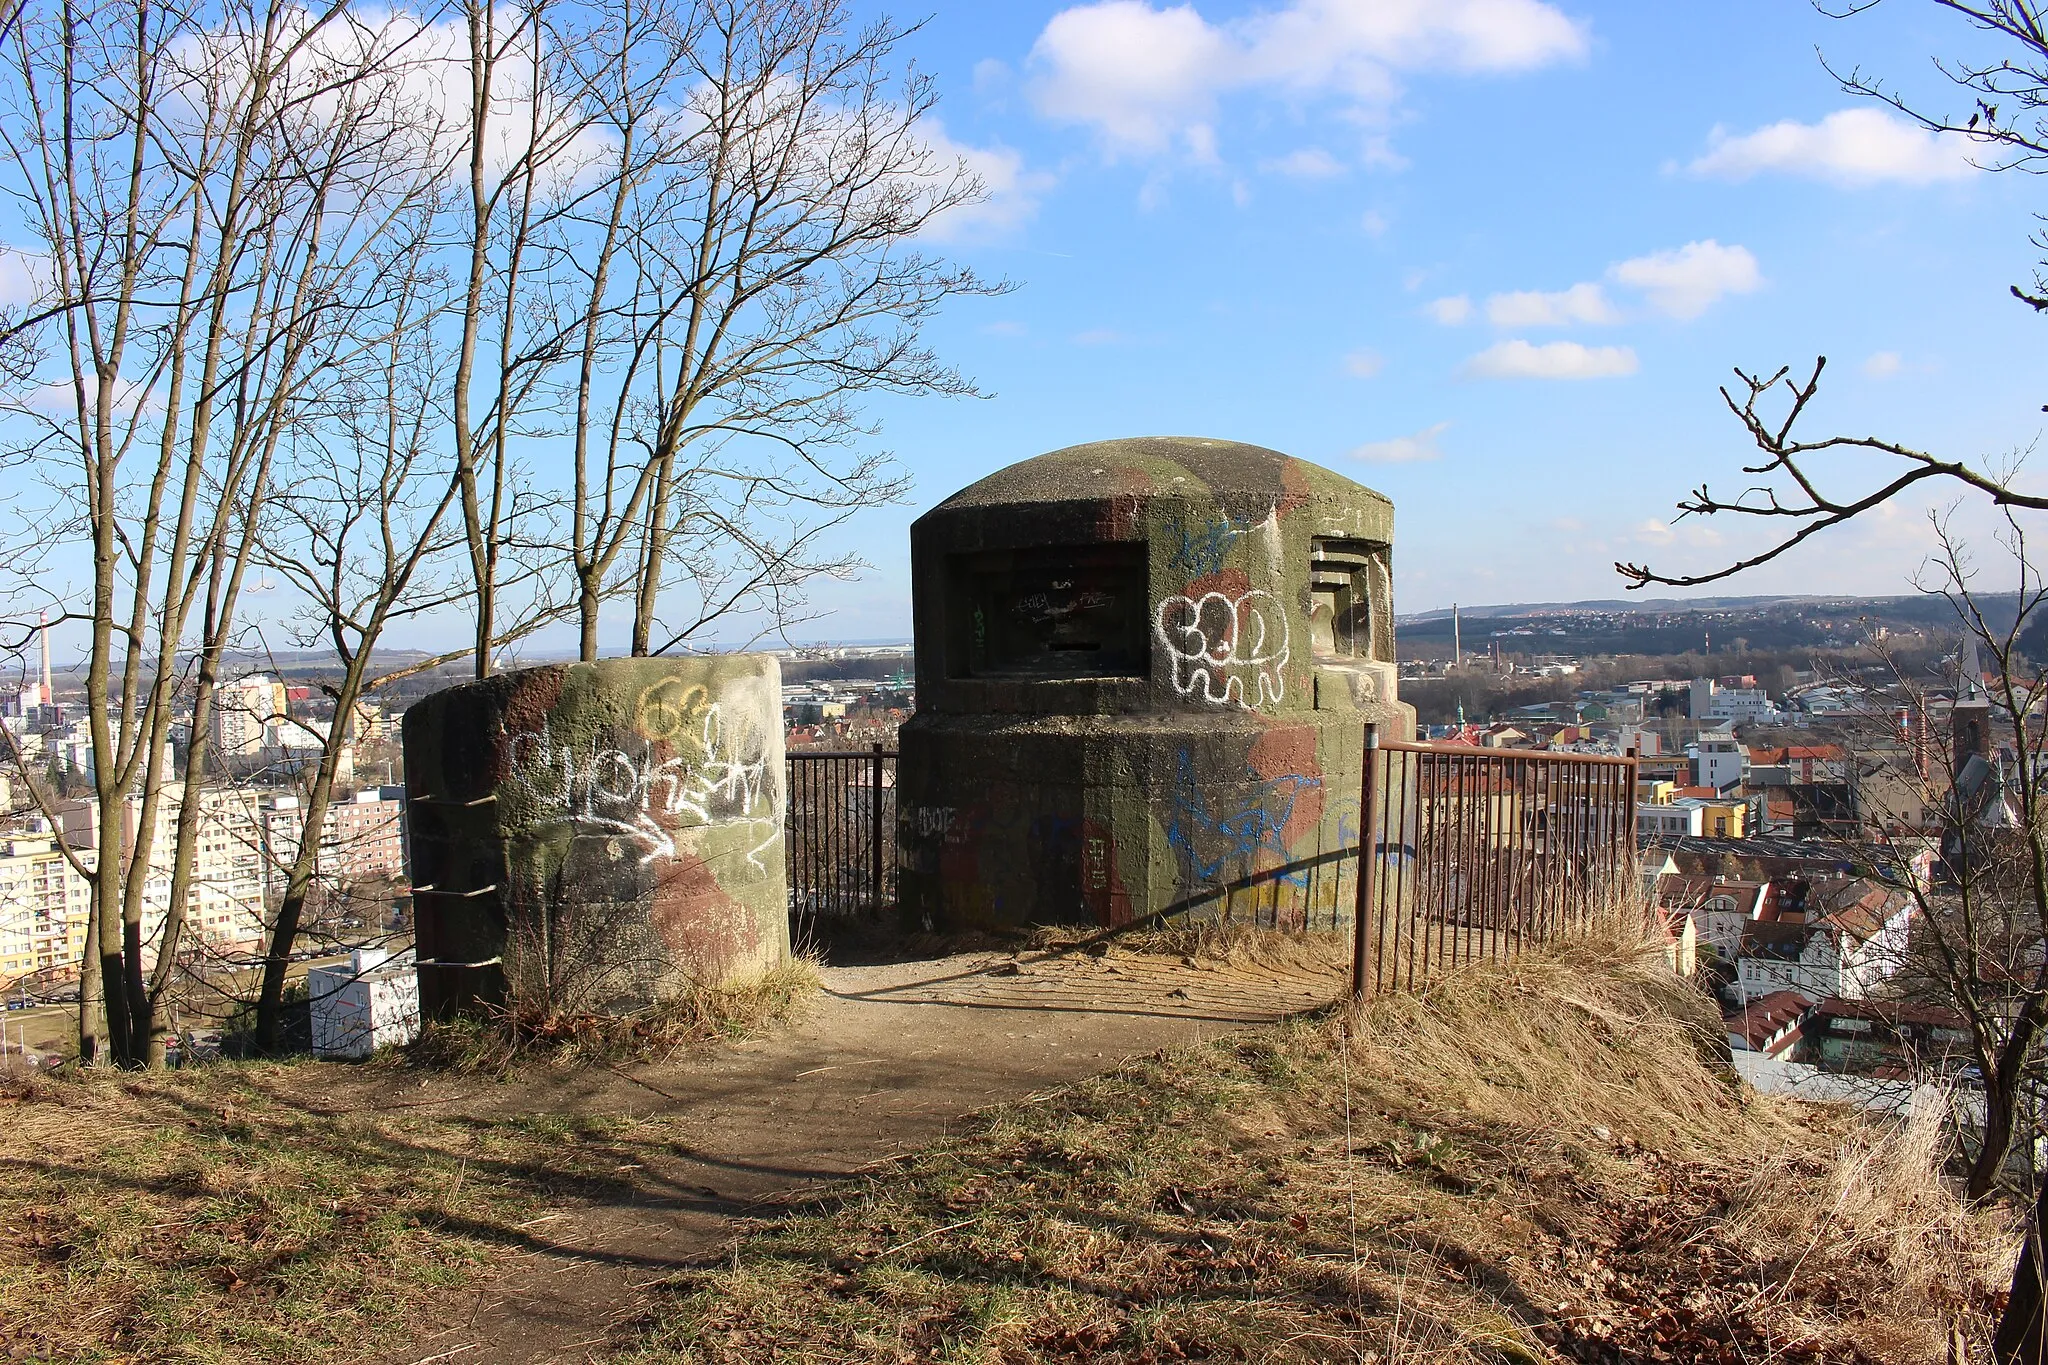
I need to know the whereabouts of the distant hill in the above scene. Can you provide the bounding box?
[1397,594,1932,624]
[1395,592,2002,660]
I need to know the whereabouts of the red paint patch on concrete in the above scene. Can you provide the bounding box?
[1249,725,1325,848]
[649,854,756,985]
[1081,818,1135,928]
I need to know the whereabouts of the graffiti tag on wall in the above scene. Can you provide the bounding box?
[1155,588,1290,709]
[1165,748,1322,888]
[505,696,780,870]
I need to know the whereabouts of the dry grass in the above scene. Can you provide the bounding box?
[403,957,820,1073]
[604,930,2012,1364]
[1030,920,1352,975]
[0,958,823,1364]
[0,1063,508,1363]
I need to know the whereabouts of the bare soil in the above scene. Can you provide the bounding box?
[370,942,1345,1365]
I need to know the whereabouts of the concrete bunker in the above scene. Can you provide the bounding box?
[402,655,789,1020]
[896,437,1414,933]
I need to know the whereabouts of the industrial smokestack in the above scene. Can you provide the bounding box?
[1452,602,1461,668]
[37,610,50,707]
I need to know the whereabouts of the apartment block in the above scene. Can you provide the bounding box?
[56,783,268,961]
[0,837,91,988]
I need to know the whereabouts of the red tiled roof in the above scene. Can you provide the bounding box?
[1812,996,1967,1031]
[1726,991,1814,1051]
[1815,878,1907,943]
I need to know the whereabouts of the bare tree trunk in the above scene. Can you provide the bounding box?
[1999,1176,2048,1364]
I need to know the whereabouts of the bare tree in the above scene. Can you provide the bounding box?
[499,0,999,662]
[614,0,998,658]
[446,0,593,678]
[0,1,445,1066]
[1823,519,2048,1202]
[244,253,470,1053]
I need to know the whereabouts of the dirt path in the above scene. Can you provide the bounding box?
[372,943,1344,1365]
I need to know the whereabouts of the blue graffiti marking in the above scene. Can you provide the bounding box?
[1166,749,1322,887]
[1165,509,1262,580]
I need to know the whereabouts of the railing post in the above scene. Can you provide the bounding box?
[870,742,885,913]
[1352,722,1380,1002]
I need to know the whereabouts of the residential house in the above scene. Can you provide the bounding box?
[1693,733,1746,793]
[1725,990,1813,1059]
[1736,878,1914,1001]
[0,836,91,988]
[259,787,407,896]
[1657,874,1769,958]
[1799,996,1975,1077]
[55,783,268,961]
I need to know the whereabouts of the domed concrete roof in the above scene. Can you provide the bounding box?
[931,436,1389,512]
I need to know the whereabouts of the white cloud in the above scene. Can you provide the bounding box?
[1027,0,1586,159]
[1484,281,1620,327]
[1028,2,1232,155]
[1608,240,1760,320]
[1263,146,1346,178]
[1425,294,1473,325]
[1343,348,1384,378]
[1351,419,1449,462]
[1359,208,1389,236]
[1463,339,1638,380]
[1863,350,1903,378]
[918,123,1054,241]
[1688,108,1979,187]
[1072,327,1128,345]
[973,58,1012,96]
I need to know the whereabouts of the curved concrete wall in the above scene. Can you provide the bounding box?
[403,656,788,1018]
[897,437,1414,932]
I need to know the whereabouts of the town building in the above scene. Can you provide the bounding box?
[1692,732,1746,793]
[0,836,91,989]
[258,787,407,895]
[1798,996,1975,1076]
[1735,879,1914,1001]
[55,783,268,961]
[1725,990,1813,1059]
[212,674,289,758]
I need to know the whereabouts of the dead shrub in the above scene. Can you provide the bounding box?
[405,957,819,1073]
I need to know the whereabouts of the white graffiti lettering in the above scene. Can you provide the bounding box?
[505,702,782,869]
[904,805,957,840]
[1154,588,1290,709]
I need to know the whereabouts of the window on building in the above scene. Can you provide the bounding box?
[1308,539,1383,661]
[947,543,1149,680]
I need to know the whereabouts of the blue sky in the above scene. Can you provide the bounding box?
[5,0,2041,663]
[773,0,2047,645]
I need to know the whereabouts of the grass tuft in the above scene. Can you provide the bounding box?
[402,957,820,1074]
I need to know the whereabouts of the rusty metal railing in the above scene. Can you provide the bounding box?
[1352,726,1639,998]
[785,746,896,919]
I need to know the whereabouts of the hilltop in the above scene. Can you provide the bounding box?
[0,937,2010,1364]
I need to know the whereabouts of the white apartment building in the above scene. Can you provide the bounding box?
[259,787,407,895]
[0,837,91,988]
[57,783,268,961]
[1693,733,1747,792]
[1704,688,1777,725]
[213,674,288,758]
[1736,883,1915,1002]
[1637,802,1705,838]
